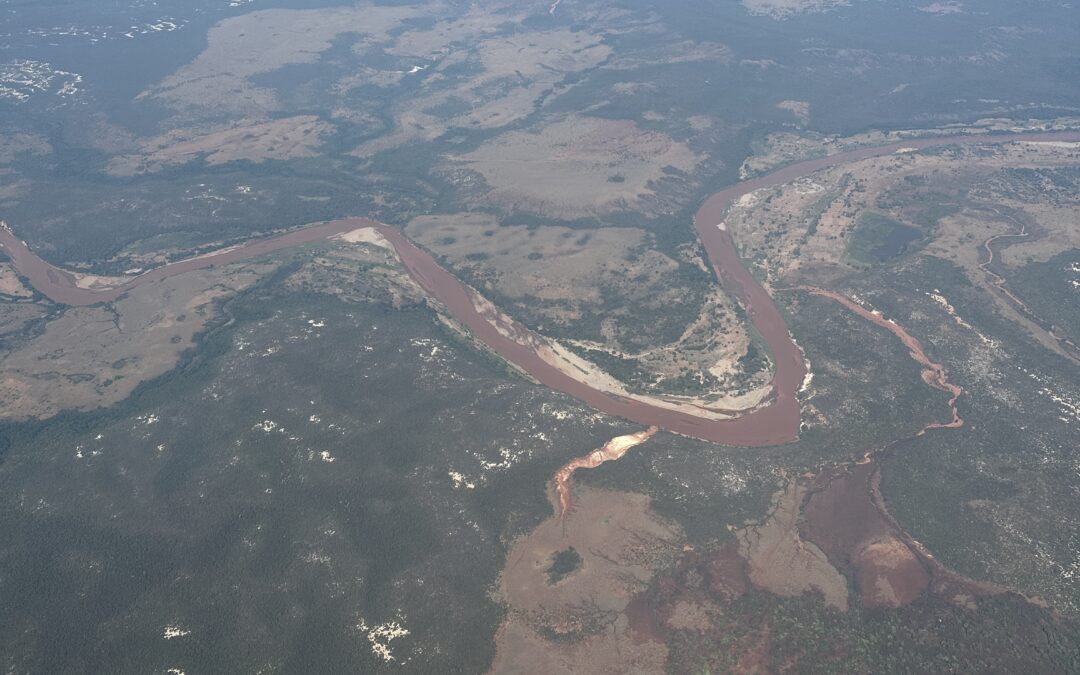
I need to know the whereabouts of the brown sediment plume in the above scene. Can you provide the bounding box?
[486,429,674,673]
[865,461,1009,603]
[0,217,377,306]
[720,285,996,610]
[799,287,963,433]
[552,426,658,520]
[1,212,801,445]
[0,213,808,446]
[801,459,1008,610]
[788,288,1033,609]
[802,462,931,609]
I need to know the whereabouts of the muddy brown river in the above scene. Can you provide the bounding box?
[4,131,1079,445]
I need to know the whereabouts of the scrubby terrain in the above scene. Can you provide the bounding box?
[2,0,1080,672]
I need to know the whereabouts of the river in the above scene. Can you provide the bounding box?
[4,130,1079,446]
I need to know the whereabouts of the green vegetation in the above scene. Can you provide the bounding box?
[1009,248,1080,345]
[546,547,583,584]
[3,0,1080,670]
[666,591,1080,674]
[802,184,842,238]
[567,344,658,390]
[846,211,923,264]
[0,275,628,673]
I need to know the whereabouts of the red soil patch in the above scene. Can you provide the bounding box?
[802,462,930,608]
[625,544,750,643]
[706,542,751,600]
[625,593,665,645]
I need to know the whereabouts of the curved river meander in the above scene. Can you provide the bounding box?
[4,131,1079,445]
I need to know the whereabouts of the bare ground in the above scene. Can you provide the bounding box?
[0,262,274,421]
[446,116,700,220]
[491,486,681,674]
[735,478,850,610]
[105,116,333,176]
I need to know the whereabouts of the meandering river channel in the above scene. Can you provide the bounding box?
[4,130,1079,445]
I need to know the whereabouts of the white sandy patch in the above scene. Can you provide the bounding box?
[919,2,963,14]
[742,0,852,19]
[188,244,242,261]
[777,99,810,124]
[253,419,280,432]
[356,614,410,663]
[1021,367,1080,425]
[73,273,128,290]
[797,340,814,395]
[794,179,825,195]
[448,470,476,489]
[479,445,531,472]
[163,625,190,640]
[471,285,769,419]
[927,291,976,332]
[736,191,761,208]
[331,227,392,250]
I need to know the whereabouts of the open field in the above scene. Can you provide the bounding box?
[0,264,32,298]
[140,4,425,120]
[742,0,852,19]
[492,486,680,674]
[0,261,274,421]
[738,118,1080,179]
[352,27,612,158]
[106,116,333,176]
[445,116,701,220]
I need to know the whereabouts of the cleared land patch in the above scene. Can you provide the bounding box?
[725,137,1080,289]
[0,264,32,298]
[351,26,611,157]
[142,4,423,118]
[0,262,273,421]
[741,0,853,19]
[492,486,679,674]
[445,116,701,220]
[106,116,333,176]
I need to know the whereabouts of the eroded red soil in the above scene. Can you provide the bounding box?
[802,462,930,608]
[552,426,658,519]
